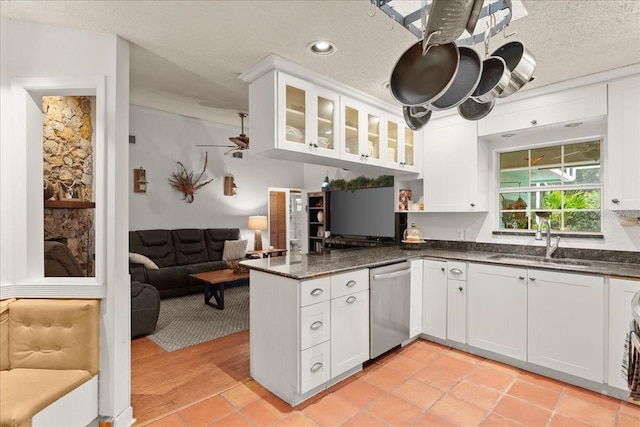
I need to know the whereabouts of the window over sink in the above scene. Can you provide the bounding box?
[498,140,602,232]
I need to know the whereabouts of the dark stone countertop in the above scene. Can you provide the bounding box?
[240,241,640,281]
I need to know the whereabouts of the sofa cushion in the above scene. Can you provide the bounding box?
[172,229,208,265]
[146,266,183,297]
[44,241,85,277]
[205,228,241,261]
[130,230,176,268]
[129,252,159,270]
[9,299,100,375]
[0,368,92,427]
[0,298,15,371]
[222,239,248,261]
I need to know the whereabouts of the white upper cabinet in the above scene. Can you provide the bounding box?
[606,75,640,210]
[477,83,608,136]
[423,114,487,212]
[245,61,419,175]
[278,73,341,159]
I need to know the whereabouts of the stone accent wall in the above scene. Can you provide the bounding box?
[43,96,95,275]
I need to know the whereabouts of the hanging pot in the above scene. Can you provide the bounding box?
[431,46,483,111]
[471,56,511,103]
[390,40,460,107]
[458,97,495,121]
[491,40,537,97]
[403,105,432,130]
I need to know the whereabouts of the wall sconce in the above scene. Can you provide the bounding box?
[133,167,148,193]
[224,175,237,197]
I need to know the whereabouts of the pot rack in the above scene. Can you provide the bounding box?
[369,0,526,45]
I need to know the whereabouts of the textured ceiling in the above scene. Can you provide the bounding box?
[2,0,639,127]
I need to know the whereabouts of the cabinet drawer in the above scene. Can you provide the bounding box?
[299,341,331,393]
[447,261,467,281]
[300,277,330,307]
[300,301,330,351]
[331,269,369,299]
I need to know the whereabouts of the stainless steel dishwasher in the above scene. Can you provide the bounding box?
[369,261,411,359]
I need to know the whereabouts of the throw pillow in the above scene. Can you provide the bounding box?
[128,252,159,270]
[222,239,248,261]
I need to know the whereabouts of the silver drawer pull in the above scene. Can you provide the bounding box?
[529,277,537,281]
[346,296,357,304]
[310,321,323,330]
[310,362,323,373]
[346,280,357,288]
[518,276,525,280]
[310,288,323,296]
[450,268,463,275]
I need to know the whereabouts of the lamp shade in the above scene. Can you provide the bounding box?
[248,215,267,230]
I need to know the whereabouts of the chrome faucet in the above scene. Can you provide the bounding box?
[535,219,560,259]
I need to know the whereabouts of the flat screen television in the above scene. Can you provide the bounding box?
[329,186,395,239]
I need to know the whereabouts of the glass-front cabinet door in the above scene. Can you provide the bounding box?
[278,73,339,158]
[340,97,385,166]
[403,126,416,169]
[387,119,399,165]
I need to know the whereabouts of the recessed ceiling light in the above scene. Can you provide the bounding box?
[565,122,583,128]
[502,133,516,138]
[307,40,336,55]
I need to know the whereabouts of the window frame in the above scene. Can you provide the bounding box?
[497,140,603,234]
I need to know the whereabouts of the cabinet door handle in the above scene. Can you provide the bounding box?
[470,203,475,207]
[310,362,323,373]
[529,277,536,281]
[530,119,538,126]
[612,198,620,204]
[346,280,356,288]
[310,288,323,296]
[518,276,525,280]
[450,268,463,275]
[458,286,464,293]
[441,267,445,272]
[346,296,357,304]
[310,321,323,330]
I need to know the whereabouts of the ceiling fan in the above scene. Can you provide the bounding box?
[197,112,249,155]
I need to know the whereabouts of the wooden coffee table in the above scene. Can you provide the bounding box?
[189,269,249,310]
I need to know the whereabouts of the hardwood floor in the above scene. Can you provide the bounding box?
[131,330,250,425]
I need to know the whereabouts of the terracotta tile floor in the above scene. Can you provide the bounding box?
[143,339,640,426]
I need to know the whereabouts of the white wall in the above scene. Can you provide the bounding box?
[0,18,133,425]
[129,106,305,248]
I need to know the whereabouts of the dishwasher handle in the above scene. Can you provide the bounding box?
[372,268,411,281]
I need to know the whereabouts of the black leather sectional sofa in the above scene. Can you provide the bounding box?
[129,228,241,299]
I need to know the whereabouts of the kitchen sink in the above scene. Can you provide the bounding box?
[487,254,593,269]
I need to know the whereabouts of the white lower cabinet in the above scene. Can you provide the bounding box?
[528,270,605,382]
[409,259,423,339]
[330,269,370,378]
[300,341,331,393]
[446,262,467,344]
[607,277,640,390]
[467,263,527,361]
[422,259,447,339]
[331,289,369,377]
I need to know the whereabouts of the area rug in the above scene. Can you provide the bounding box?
[149,285,249,352]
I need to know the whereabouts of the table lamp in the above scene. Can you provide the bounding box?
[248,215,267,251]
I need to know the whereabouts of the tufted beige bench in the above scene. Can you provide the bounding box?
[0,298,100,427]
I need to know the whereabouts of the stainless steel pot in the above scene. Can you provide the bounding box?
[390,41,460,107]
[491,40,536,97]
[458,97,495,121]
[403,105,432,130]
[431,46,482,111]
[471,56,511,103]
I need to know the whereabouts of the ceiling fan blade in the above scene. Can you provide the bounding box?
[224,147,238,155]
[196,144,235,148]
